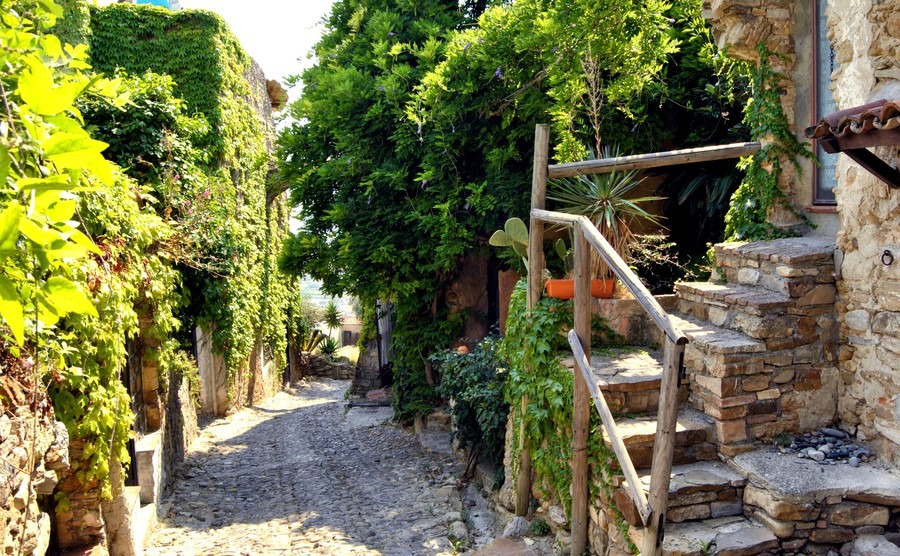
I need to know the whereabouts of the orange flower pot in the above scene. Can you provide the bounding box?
[545,278,614,300]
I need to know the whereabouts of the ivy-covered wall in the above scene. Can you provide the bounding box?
[86,2,293,403]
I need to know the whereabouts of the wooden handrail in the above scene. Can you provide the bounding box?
[547,141,761,179]
[531,209,688,345]
[525,128,749,556]
[567,330,651,525]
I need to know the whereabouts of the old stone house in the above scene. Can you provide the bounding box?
[706,0,900,465]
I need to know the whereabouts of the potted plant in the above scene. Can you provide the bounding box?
[545,147,664,299]
[543,237,616,299]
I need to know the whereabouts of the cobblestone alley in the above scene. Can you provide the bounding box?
[145,379,467,555]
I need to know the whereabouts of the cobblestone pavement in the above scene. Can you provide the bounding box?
[145,379,464,555]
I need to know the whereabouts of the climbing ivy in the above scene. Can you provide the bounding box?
[502,281,636,552]
[0,0,181,498]
[724,45,815,241]
[85,3,294,387]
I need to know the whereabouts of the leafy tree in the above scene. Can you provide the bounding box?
[278,0,474,420]
[279,0,750,419]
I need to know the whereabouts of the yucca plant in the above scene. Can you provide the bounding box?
[547,148,664,279]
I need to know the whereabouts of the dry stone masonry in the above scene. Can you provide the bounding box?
[825,0,900,465]
[498,236,900,555]
[0,409,68,555]
[677,238,840,453]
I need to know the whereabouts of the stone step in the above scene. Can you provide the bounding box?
[676,282,794,340]
[629,515,780,556]
[678,281,792,314]
[616,460,747,526]
[727,448,900,552]
[671,314,812,454]
[670,314,766,361]
[600,408,716,470]
[714,237,836,299]
[561,347,687,415]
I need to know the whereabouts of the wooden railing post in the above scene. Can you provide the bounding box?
[571,224,591,556]
[518,123,550,516]
[641,338,685,556]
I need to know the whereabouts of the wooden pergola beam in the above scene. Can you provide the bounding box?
[548,141,761,179]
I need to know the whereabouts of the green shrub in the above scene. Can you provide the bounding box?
[432,335,510,468]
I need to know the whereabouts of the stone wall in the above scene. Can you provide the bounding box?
[160,368,198,496]
[0,405,68,555]
[55,440,106,550]
[349,341,382,397]
[828,0,900,463]
[704,0,809,232]
[307,355,355,381]
[703,0,840,235]
[708,0,900,461]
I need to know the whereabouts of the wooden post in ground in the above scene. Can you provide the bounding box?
[517,123,550,516]
[571,224,591,556]
[641,338,685,556]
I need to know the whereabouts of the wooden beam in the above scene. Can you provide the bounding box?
[641,339,685,556]
[842,148,900,189]
[531,210,688,345]
[547,142,761,179]
[570,227,591,556]
[518,124,551,516]
[567,330,651,526]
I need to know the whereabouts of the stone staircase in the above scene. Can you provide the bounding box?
[578,238,900,555]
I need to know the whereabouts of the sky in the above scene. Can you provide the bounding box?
[98,0,337,86]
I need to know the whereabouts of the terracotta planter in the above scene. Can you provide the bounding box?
[545,278,614,300]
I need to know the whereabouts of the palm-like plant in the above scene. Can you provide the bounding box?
[323,300,343,339]
[548,150,664,279]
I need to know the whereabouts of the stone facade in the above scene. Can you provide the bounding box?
[707,0,900,465]
[0,407,68,556]
[826,0,900,465]
[704,0,845,236]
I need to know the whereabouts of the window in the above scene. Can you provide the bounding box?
[813,0,837,204]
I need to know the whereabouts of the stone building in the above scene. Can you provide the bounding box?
[705,0,900,465]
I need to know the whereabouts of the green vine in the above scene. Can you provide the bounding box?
[502,280,636,553]
[724,44,815,241]
[84,3,294,393]
[0,0,182,499]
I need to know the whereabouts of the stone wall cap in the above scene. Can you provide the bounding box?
[716,237,836,265]
[731,449,900,504]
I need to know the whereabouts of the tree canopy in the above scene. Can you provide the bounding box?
[278,0,749,419]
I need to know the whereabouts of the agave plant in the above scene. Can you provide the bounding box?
[548,149,664,279]
[302,329,328,353]
[319,336,340,358]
